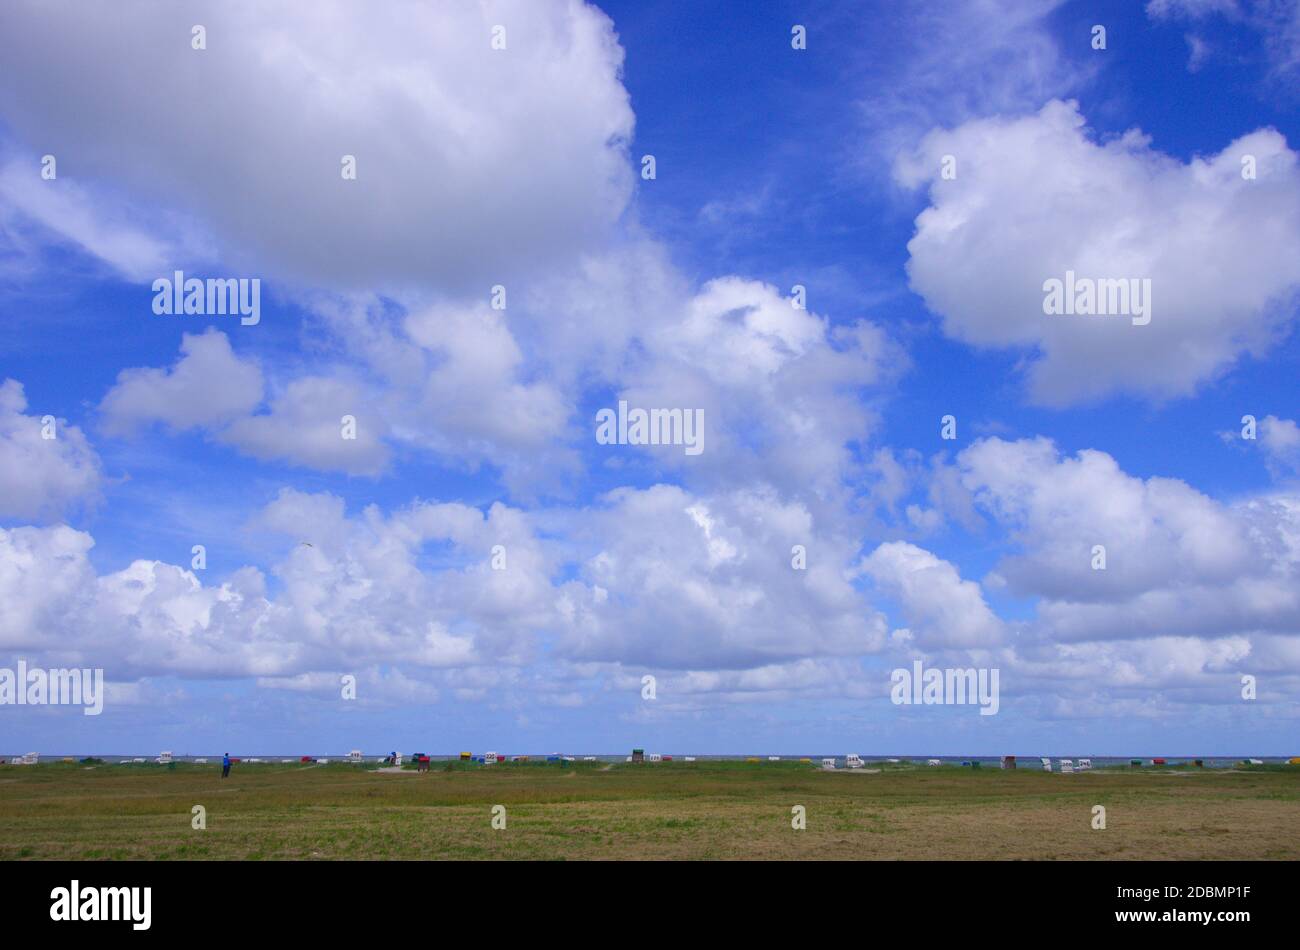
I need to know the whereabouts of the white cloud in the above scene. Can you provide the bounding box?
[166,268,899,495]
[618,277,902,495]
[403,303,569,450]
[959,437,1255,598]
[954,437,1300,645]
[1002,634,1256,699]
[0,0,635,293]
[555,483,889,669]
[1,483,890,684]
[396,300,578,494]
[0,157,188,282]
[4,461,1296,716]
[859,541,1006,648]
[0,523,96,649]
[845,533,1297,710]
[616,657,877,710]
[218,375,390,476]
[256,668,440,706]
[97,329,389,475]
[1258,414,1300,474]
[898,100,1300,405]
[100,329,263,435]
[0,379,102,521]
[0,490,557,678]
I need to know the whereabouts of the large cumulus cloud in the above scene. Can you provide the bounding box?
[0,0,635,293]
[898,100,1300,405]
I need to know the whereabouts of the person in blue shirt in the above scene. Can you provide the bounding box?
[221,752,231,778]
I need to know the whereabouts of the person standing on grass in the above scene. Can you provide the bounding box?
[222,752,231,778]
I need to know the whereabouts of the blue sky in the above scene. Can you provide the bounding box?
[1,0,1299,756]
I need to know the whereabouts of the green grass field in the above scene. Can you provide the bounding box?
[2,760,1297,860]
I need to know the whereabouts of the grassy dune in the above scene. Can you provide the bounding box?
[1,760,1297,860]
